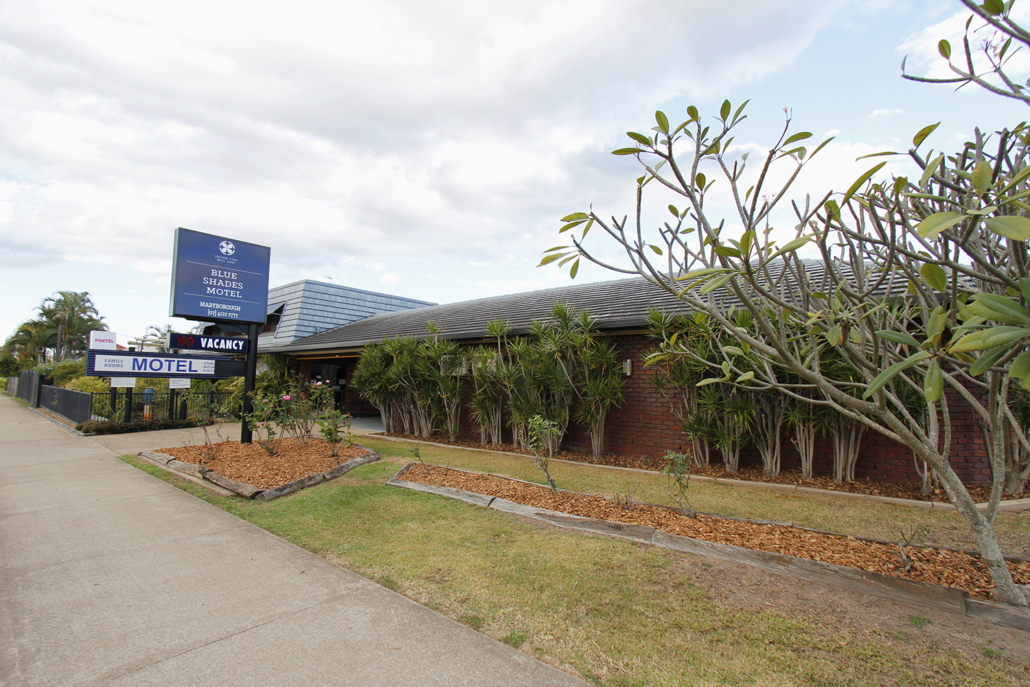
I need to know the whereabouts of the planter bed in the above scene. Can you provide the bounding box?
[141,439,379,499]
[388,462,1030,629]
[375,432,1030,509]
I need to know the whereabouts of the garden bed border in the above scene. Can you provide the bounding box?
[138,447,380,499]
[387,461,1030,632]
[371,434,1030,513]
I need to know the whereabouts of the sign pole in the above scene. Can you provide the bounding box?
[240,323,260,443]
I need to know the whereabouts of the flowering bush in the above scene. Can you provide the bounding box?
[245,378,342,454]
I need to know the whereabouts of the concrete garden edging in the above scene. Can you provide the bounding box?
[386,462,1030,632]
[138,448,380,499]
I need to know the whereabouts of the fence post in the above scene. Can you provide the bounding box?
[123,388,133,424]
[168,389,177,421]
[108,387,117,422]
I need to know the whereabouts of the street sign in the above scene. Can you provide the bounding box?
[169,227,270,324]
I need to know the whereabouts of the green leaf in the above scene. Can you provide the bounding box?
[938,39,951,59]
[538,253,567,266]
[668,205,679,217]
[650,244,663,255]
[1000,35,1013,59]
[612,148,641,156]
[920,153,944,188]
[969,347,1008,376]
[695,172,706,188]
[1010,350,1030,383]
[875,330,921,347]
[627,132,652,147]
[913,122,941,149]
[999,164,1030,194]
[784,131,812,145]
[736,371,755,383]
[842,161,887,207]
[1020,277,1030,304]
[569,258,580,279]
[713,246,742,258]
[560,212,589,222]
[700,273,734,295]
[720,100,731,120]
[921,263,948,291]
[723,346,745,357]
[679,266,729,281]
[917,211,967,240]
[970,160,992,195]
[923,360,943,403]
[696,377,721,387]
[655,111,669,134]
[863,351,931,399]
[951,326,1030,352]
[687,105,699,121]
[856,150,900,160]
[826,325,842,346]
[810,137,834,159]
[984,215,1030,241]
[984,0,1005,15]
[764,235,813,264]
[966,293,1030,325]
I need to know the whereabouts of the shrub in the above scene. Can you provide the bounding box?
[52,360,86,387]
[66,376,110,393]
[75,418,205,435]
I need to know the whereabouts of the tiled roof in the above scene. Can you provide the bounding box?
[260,274,733,354]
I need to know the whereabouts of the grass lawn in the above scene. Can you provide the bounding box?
[122,436,1030,686]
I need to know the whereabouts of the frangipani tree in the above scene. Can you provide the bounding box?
[541,0,1030,607]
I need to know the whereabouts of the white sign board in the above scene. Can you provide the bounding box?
[89,331,119,351]
[110,377,136,388]
[169,378,191,389]
[94,354,216,376]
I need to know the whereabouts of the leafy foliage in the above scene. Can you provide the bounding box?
[542,1,1030,607]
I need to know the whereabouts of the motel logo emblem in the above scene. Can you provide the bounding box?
[219,240,236,256]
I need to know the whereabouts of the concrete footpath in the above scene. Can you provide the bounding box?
[0,395,586,686]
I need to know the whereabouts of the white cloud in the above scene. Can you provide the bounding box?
[3,0,1020,337]
[869,108,905,117]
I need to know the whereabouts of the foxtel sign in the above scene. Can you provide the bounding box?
[169,227,271,324]
[86,351,236,379]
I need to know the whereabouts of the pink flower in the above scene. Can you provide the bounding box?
[282,395,291,401]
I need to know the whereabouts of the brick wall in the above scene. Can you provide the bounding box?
[304,332,994,487]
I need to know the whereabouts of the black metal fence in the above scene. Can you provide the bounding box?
[39,386,93,425]
[16,370,43,406]
[88,389,240,424]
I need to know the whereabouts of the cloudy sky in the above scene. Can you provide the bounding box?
[2,0,1029,343]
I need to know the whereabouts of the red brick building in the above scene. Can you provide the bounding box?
[262,275,993,488]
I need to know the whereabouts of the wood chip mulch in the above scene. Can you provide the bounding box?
[157,440,369,490]
[400,463,1030,601]
[379,433,1029,503]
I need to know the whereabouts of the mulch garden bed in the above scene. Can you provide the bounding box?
[158,440,369,490]
[399,462,1030,601]
[377,432,1030,503]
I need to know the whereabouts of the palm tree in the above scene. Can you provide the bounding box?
[39,291,106,360]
